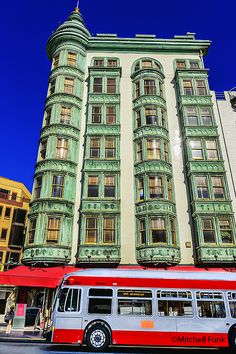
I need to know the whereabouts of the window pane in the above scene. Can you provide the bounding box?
[67,52,77,67]
[90,138,100,158]
[158,300,193,317]
[149,177,163,198]
[85,217,97,243]
[195,176,209,198]
[197,301,226,318]
[103,217,115,243]
[104,176,115,198]
[93,78,102,93]
[219,218,233,244]
[202,219,216,243]
[107,78,116,94]
[47,218,60,242]
[64,78,74,94]
[139,219,146,244]
[88,298,112,314]
[147,139,161,159]
[151,218,166,243]
[183,80,193,95]
[106,106,116,124]
[92,106,102,123]
[60,106,71,124]
[118,299,152,316]
[144,80,156,95]
[105,137,116,158]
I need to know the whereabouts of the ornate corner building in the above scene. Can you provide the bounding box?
[22,8,236,268]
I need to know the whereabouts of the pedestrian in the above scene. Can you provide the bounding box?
[5,305,15,335]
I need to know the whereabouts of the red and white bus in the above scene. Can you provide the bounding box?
[49,268,236,351]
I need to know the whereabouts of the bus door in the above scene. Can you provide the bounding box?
[53,287,82,343]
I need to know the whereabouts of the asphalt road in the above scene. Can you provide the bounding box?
[0,343,232,354]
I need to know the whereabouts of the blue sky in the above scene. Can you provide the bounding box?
[1,0,235,192]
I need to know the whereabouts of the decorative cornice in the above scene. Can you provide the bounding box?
[133,95,166,108]
[50,65,85,78]
[84,159,120,172]
[196,246,236,264]
[134,160,172,175]
[87,124,120,136]
[184,126,218,137]
[136,200,176,216]
[88,94,120,104]
[45,93,82,109]
[133,126,169,140]
[187,160,225,174]
[136,246,181,265]
[35,159,77,176]
[81,200,120,213]
[29,198,74,216]
[192,200,233,216]
[131,68,165,80]
[40,124,80,140]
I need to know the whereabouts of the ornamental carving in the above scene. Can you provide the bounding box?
[133,96,166,109]
[188,161,225,174]
[40,124,80,140]
[88,94,120,104]
[136,201,176,216]
[185,127,218,137]
[81,200,120,213]
[193,201,232,214]
[84,160,120,171]
[87,125,120,136]
[134,161,172,175]
[136,246,181,264]
[197,246,236,263]
[35,160,77,175]
[46,93,82,108]
[30,199,74,215]
[23,246,71,262]
[78,245,121,261]
[134,126,169,140]
[180,96,212,106]
[50,66,85,80]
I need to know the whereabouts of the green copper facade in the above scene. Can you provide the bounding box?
[23,9,236,267]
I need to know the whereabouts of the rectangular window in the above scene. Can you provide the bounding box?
[65,288,81,312]
[176,61,186,69]
[90,138,100,158]
[64,78,74,94]
[186,107,198,125]
[104,176,115,198]
[11,193,17,201]
[40,140,47,160]
[60,106,71,124]
[144,79,156,95]
[167,178,172,201]
[5,208,11,218]
[106,106,116,124]
[200,107,212,125]
[195,176,209,199]
[202,219,216,243]
[46,217,60,243]
[145,107,158,125]
[34,176,42,200]
[85,217,97,243]
[149,177,163,198]
[137,141,143,162]
[136,110,141,128]
[107,78,116,94]
[0,206,2,216]
[56,138,68,159]
[212,176,225,199]
[139,219,146,244]
[147,139,161,160]
[94,59,104,67]
[190,61,200,69]
[183,80,193,95]
[49,79,56,95]
[118,299,152,316]
[164,143,168,162]
[219,218,233,244]
[88,176,99,198]
[142,60,152,68]
[28,219,36,244]
[103,217,115,243]
[190,140,203,159]
[67,52,76,67]
[197,301,226,318]
[88,298,112,314]
[0,229,7,240]
[206,140,218,160]
[107,59,117,67]
[151,218,167,243]
[196,80,207,95]
[105,137,116,159]
[171,219,176,245]
[135,81,140,98]
[52,176,64,198]
[53,54,59,68]
[45,108,51,126]
[93,77,102,93]
[158,300,193,317]
[138,178,144,201]
[0,189,9,200]
[161,110,166,128]
[92,106,101,123]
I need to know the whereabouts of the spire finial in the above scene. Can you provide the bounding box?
[75,0,80,13]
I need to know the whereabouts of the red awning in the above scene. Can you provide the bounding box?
[0,265,78,288]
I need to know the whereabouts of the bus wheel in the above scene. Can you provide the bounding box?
[229,329,236,350]
[86,323,110,351]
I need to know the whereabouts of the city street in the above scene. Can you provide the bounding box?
[0,342,231,354]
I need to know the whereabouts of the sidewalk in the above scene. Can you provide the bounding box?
[0,324,46,342]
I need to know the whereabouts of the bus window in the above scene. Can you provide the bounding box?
[158,300,193,317]
[65,289,81,312]
[118,299,152,316]
[227,292,236,318]
[197,301,226,318]
[58,288,69,312]
[88,288,113,315]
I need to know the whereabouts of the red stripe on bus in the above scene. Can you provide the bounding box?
[53,328,228,348]
[53,328,84,343]
[112,330,228,347]
[65,276,236,290]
